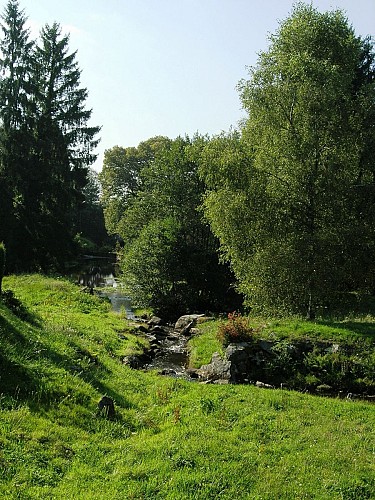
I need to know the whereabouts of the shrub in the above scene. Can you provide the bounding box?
[217,311,255,346]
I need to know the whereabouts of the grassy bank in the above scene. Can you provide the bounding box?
[0,275,374,499]
[189,314,375,395]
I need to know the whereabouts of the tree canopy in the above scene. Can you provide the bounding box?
[4,1,372,318]
[100,4,375,317]
[99,136,171,236]
[101,136,241,318]
[199,4,375,315]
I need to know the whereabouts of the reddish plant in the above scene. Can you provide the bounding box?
[217,311,254,346]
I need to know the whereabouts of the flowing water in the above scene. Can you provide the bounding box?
[145,332,189,376]
[98,291,135,320]
[74,258,188,375]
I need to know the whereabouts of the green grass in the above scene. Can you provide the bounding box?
[261,317,375,341]
[191,313,375,363]
[0,275,374,499]
[191,315,375,392]
[188,319,224,367]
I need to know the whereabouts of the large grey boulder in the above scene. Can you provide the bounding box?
[174,314,204,335]
[226,342,254,382]
[197,343,255,383]
[198,352,232,382]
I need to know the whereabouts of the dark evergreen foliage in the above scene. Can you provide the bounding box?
[0,1,100,271]
[0,242,5,294]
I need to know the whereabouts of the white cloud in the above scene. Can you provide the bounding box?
[62,24,83,37]
[25,18,42,39]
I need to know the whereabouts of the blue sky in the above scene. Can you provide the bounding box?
[7,0,375,171]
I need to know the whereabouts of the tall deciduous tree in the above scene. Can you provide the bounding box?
[103,135,241,318]
[99,136,171,235]
[201,4,375,315]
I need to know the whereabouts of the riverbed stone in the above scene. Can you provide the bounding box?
[149,325,169,338]
[186,368,199,379]
[159,368,177,376]
[149,339,161,348]
[174,314,204,332]
[148,316,163,327]
[255,381,274,389]
[226,343,255,382]
[122,352,151,368]
[135,324,149,333]
[198,352,232,381]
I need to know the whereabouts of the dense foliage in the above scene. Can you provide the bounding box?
[101,4,375,317]
[199,4,375,316]
[101,136,241,318]
[100,136,171,236]
[0,1,100,271]
[0,242,5,294]
[75,168,113,253]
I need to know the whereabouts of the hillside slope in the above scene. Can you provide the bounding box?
[0,275,374,499]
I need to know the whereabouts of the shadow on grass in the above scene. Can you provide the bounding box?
[315,319,375,340]
[0,352,39,402]
[0,312,136,413]
[1,289,42,327]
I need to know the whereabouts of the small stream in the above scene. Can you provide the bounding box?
[145,331,189,376]
[74,260,188,377]
[98,291,135,320]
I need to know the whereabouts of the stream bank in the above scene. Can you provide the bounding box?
[76,266,375,398]
[122,315,205,379]
[76,264,194,378]
[124,313,375,400]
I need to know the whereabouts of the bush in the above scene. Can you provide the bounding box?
[217,312,255,346]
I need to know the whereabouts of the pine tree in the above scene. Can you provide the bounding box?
[28,22,101,268]
[0,0,33,130]
[0,3,101,270]
[0,0,34,267]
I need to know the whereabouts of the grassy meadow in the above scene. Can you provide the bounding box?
[0,275,374,499]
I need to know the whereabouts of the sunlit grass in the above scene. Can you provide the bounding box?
[188,320,223,368]
[0,275,374,498]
